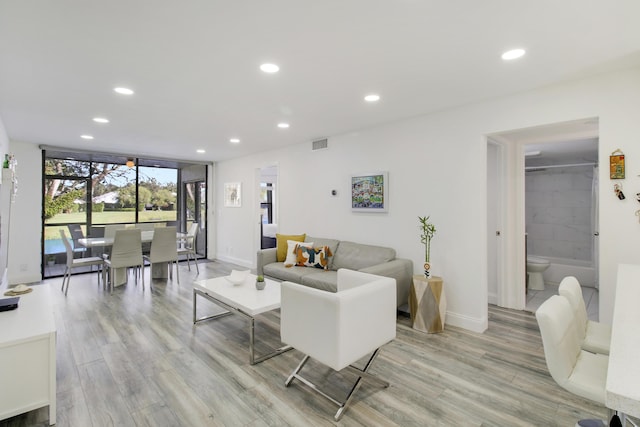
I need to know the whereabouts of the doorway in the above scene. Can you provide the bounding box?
[257,165,278,250]
[487,118,599,314]
[183,180,207,257]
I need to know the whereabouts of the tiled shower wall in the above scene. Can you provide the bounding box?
[525,165,594,261]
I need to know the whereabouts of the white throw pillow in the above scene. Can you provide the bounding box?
[284,240,314,267]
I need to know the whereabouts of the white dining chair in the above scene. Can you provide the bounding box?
[59,230,105,295]
[536,295,615,426]
[558,276,611,355]
[144,226,179,283]
[104,228,144,293]
[178,222,199,273]
[135,222,162,231]
[66,224,87,257]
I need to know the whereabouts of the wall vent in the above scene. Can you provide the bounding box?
[312,138,328,151]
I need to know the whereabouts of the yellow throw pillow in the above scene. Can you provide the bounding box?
[276,233,306,262]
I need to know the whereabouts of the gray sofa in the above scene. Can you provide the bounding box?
[256,236,413,308]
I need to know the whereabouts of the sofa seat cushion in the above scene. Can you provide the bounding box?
[332,241,396,271]
[263,263,319,283]
[300,270,338,293]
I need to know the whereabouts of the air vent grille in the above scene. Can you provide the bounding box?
[312,138,328,150]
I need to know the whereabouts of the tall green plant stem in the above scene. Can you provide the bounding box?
[418,216,436,263]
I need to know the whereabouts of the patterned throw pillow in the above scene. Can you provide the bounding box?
[294,245,333,270]
[284,240,314,267]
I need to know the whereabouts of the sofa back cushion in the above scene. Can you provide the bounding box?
[305,236,340,269]
[332,241,396,271]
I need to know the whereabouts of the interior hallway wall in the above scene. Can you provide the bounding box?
[0,115,10,284]
[3,67,639,329]
[3,140,41,284]
[216,66,640,331]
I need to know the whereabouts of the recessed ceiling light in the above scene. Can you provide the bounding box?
[93,117,109,123]
[230,138,240,143]
[501,48,526,60]
[277,123,290,129]
[364,94,380,102]
[260,63,280,73]
[80,135,94,140]
[114,87,134,95]
[196,149,206,154]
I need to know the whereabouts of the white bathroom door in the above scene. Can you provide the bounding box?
[487,142,502,305]
[592,165,599,289]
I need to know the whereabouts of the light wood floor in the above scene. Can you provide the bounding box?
[1,260,608,427]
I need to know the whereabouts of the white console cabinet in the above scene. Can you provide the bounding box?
[0,285,56,425]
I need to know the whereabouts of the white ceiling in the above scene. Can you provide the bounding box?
[1,1,640,162]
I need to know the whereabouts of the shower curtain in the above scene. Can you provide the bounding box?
[591,166,599,289]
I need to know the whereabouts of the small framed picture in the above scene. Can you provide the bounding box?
[610,150,625,179]
[351,172,388,212]
[224,182,242,207]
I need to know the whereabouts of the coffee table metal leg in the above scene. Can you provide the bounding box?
[192,289,291,364]
[249,317,292,365]
[193,289,233,324]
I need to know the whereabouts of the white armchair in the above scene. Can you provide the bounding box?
[280,268,396,421]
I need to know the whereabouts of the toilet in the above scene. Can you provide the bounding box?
[527,256,550,291]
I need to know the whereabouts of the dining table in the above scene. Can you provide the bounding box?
[78,230,187,286]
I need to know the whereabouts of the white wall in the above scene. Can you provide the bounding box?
[0,115,10,283]
[3,67,639,328]
[215,66,640,331]
[4,140,42,284]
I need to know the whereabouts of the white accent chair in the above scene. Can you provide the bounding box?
[144,226,179,284]
[280,269,396,421]
[177,222,199,273]
[558,276,611,355]
[60,230,105,295]
[104,228,144,293]
[536,295,613,426]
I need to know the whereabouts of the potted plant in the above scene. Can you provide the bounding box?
[418,216,436,278]
[255,275,266,290]
[46,254,56,266]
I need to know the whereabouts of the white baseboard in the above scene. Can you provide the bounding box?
[215,254,253,269]
[445,310,488,333]
[9,272,42,286]
[488,291,498,305]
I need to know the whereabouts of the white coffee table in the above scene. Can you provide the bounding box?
[192,274,292,364]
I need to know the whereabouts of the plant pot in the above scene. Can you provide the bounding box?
[256,280,266,290]
[424,262,431,278]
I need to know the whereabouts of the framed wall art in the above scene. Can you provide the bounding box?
[351,171,388,212]
[224,182,242,207]
[609,149,625,179]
